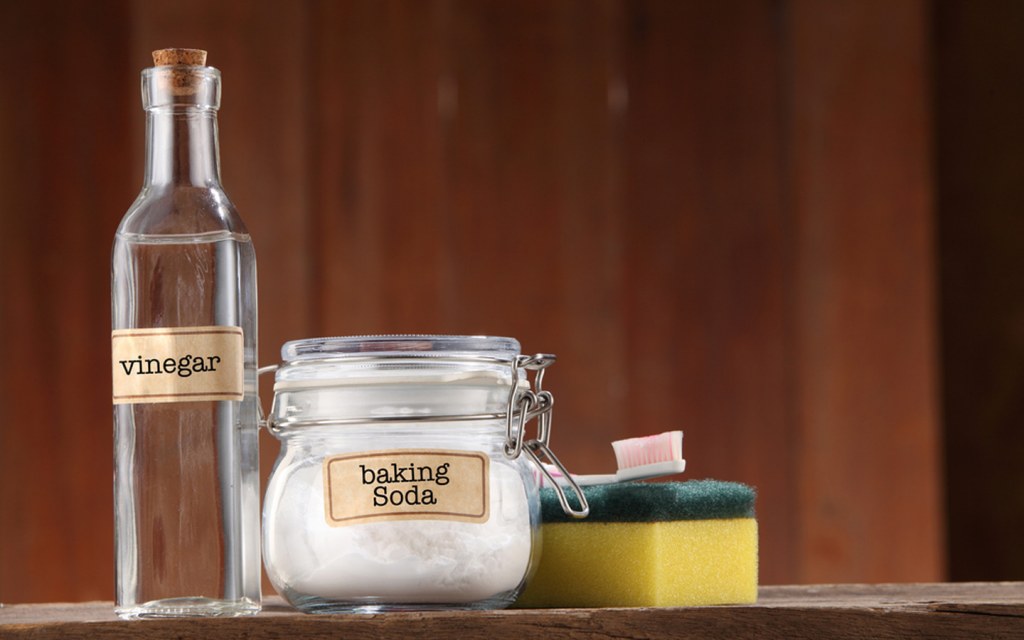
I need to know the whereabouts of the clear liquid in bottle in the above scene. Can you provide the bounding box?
[111,49,260,619]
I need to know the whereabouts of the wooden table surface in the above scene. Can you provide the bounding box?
[1,583,1022,639]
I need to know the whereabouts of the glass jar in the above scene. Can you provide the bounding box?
[262,335,586,613]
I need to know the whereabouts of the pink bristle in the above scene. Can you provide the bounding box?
[611,431,683,469]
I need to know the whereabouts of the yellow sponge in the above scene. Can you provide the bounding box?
[516,480,758,608]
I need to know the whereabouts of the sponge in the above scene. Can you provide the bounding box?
[516,480,757,608]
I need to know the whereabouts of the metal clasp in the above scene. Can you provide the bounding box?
[505,354,589,519]
[257,364,279,431]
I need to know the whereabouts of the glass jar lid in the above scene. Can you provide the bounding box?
[270,335,526,429]
[281,335,521,362]
[265,335,590,519]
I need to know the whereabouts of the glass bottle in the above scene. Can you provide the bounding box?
[110,48,260,618]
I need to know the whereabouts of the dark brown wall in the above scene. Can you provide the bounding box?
[0,0,944,602]
[935,0,1024,582]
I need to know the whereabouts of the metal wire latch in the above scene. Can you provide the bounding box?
[504,354,589,519]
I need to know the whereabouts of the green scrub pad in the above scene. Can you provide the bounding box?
[516,480,758,608]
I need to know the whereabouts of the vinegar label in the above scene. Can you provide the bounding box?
[111,326,244,404]
[323,450,490,527]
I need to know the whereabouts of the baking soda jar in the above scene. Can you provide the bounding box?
[261,335,586,613]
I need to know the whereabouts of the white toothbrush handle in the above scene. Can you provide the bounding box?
[568,473,619,486]
[613,459,686,483]
[543,459,687,487]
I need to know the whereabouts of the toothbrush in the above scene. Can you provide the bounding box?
[543,430,686,487]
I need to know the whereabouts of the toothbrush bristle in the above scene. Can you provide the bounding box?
[611,431,683,469]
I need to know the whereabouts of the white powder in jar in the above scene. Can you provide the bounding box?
[264,455,534,603]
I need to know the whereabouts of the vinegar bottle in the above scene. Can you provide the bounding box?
[110,48,260,618]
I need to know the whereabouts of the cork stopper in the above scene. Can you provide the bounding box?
[152,48,207,67]
[146,48,218,103]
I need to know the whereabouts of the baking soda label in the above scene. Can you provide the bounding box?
[111,326,244,404]
[323,450,490,526]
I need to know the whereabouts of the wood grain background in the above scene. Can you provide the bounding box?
[3,0,1010,603]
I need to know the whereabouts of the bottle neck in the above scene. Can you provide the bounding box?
[144,107,221,188]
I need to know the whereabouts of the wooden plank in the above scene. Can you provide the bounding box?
[442,0,627,475]
[788,0,942,583]
[443,0,565,345]
[545,0,628,475]
[308,0,448,334]
[0,0,134,603]
[621,0,796,584]
[933,0,1024,581]
[2,584,1023,639]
